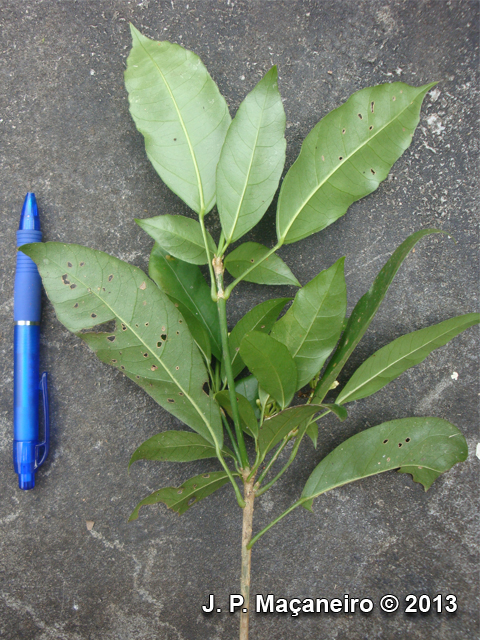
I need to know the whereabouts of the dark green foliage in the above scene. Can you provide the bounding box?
[22,27,478,553]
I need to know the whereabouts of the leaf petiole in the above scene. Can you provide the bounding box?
[247,498,306,549]
[254,432,303,497]
[198,209,218,302]
[252,436,290,485]
[217,230,227,257]
[216,447,245,508]
[220,410,243,469]
[217,293,250,469]
[254,411,329,496]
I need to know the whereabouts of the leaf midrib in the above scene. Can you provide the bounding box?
[168,474,229,509]
[286,271,340,360]
[338,322,472,404]
[144,219,209,255]
[225,82,271,243]
[134,30,205,211]
[304,463,444,501]
[59,257,218,445]
[279,88,426,241]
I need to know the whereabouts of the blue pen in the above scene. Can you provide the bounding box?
[14,193,49,490]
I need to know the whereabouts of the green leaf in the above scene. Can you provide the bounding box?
[258,403,343,460]
[313,229,444,403]
[129,431,233,467]
[337,313,480,405]
[271,257,346,389]
[125,25,231,214]
[235,375,260,416]
[239,331,297,409]
[215,390,259,438]
[217,66,286,244]
[277,82,436,244]
[306,422,319,448]
[129,470,232,519]
[320,403,348,422]
[149,244,222,359]
[21,242,223,448]
[228,297,291,379]
[224,242,300,286]
[136,215,216,265]
[176,306,212,364]
[301,417,468,510]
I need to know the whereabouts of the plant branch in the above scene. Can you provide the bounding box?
[217,289,250,469]
[240,473,255,640]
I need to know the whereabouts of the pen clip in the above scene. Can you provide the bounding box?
[35,372,50,468]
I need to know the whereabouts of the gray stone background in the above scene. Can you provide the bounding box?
[0,1,478,638]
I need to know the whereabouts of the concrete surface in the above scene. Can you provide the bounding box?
[0,1,478,639]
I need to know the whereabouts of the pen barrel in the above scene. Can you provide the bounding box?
[14,227,43,489]
[14,325,40,443]
[15,229,43,322]
[14,325,41,489]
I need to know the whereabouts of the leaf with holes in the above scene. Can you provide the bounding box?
[258,403,346,462]
[21,242,223,448]
[313,229,445,403]
[301,417,468,511]
[136,215,216,265]
[129,431,234,468]
[271,257,346,389]
[224,242,300,286]
[125,25,231,214]
[217,66,286,244]
[149,243,222,359]
[276,82,436,244]
[337,313,480,405]
[239,331,297,409]
[215,390,258,439]
[227,297,291,379]
[129,470,233,519]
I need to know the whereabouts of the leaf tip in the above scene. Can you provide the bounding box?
[268,64,278,78]
[129,22,142,40]
[128,508,140,522]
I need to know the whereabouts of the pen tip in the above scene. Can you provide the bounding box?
[19,193,40,231]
